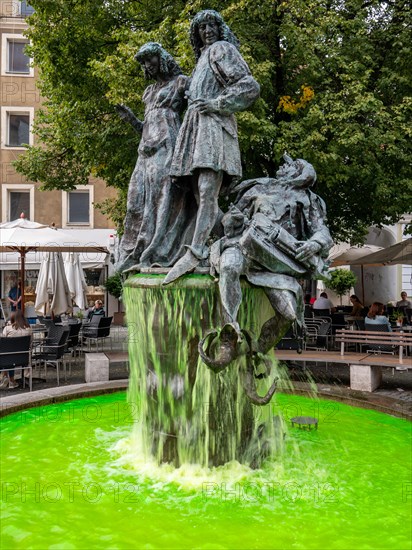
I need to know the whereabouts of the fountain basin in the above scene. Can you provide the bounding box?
[0,391,410,549]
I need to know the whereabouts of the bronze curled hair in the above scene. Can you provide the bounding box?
[135,42,182,79]
[190,10,240,61]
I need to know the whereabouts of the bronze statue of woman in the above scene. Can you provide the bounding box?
[116,42,195,272]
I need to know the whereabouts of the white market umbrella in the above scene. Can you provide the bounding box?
[349,238,412,266]
[0,215,108,312]
[328,244,383,267]
[35,252,72,316]
[63,252,87,309]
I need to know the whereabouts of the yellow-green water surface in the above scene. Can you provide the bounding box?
[0,392,411,550]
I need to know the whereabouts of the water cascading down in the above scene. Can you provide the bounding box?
[124,275,286,468]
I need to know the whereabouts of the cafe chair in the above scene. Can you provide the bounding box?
[304,305,313,318]
[0,335,32,391]
[355,319,366,331]
[313,308,331,317]
[65,322,83,373]
[276,327,304,352]
[305,318,332,350]
[364,323,394,354]
[33,326,70,385]
[82,316,113,352]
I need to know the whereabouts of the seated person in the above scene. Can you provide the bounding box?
[365,302,392,331]
[396,292,411,308]
[349,294,363,317]
[87,300,105,321]
[313,292,336,314]
[0,311,32,389]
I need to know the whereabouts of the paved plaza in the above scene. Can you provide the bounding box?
[1,323,411,421]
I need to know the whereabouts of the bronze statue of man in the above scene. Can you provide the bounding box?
[164,10,260,284]
[209,154,333,355]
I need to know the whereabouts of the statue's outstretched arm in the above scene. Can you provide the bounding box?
[115,104,143,134]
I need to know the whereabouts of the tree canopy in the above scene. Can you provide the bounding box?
[16,0,412,242]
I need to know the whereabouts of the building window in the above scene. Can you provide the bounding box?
[8,39,30,73]
[1,185,35,222]
[4,1,35,16]
[20,1,35,16]
[1,107,34,149]
[9,191,30,220]
[68,191,90,224]
[62,186,94,227]
[9,113,30,146]
[1,34,34,77]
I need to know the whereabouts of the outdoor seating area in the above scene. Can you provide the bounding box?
[276,316,412,392]
[0,318,128,393]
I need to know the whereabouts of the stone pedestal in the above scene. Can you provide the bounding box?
[350,364,382,392]
[85,353,109,383]
[124,273,281,468]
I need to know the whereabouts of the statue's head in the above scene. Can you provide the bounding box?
[276,153,317,188]
[135,42,182,80]
[190,10,240,61]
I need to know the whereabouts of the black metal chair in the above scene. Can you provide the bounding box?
[355,319,366,331]
[313,308,331,317]
[364,323,394,354]
[330,313,347,336]
[82,316,113,351]
[67,322,82,352]
[65,322,83,372]
[305,318,332,350]
[33,326,70,385]
[0,335,32,391]
[276,328,302,351]
[42,318,55,331]
[304,305,313,318]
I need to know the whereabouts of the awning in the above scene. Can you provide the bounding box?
[0,228,114,270]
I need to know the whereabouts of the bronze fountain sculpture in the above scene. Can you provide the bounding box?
[117,10,333,467]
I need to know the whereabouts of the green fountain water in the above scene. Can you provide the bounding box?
[0,392,410,549]
[0,274,410,548]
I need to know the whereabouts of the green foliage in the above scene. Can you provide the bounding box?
[94,190,128,238]
[104,272,123,300]
[15,0,412,240]
[389,308,405,323]
[328,269,357,299]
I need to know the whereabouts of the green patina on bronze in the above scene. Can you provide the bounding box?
[124,275,290,467]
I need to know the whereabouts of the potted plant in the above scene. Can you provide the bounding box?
[389,308,404,327]
[104,273,125,325]
[326,269,357,305]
